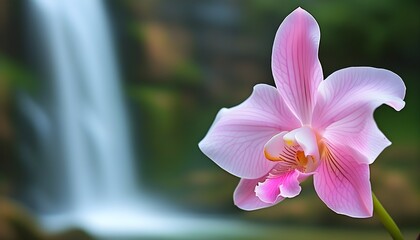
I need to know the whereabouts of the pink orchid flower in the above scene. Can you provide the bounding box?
[198,7,406,218]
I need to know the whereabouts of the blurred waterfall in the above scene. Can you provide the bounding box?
[17,0,253,238]
[21,0,137,212]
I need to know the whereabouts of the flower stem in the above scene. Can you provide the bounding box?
[373,192,404,240]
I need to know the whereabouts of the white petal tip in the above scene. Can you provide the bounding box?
[197,140,204,152]
[394,100,406,111]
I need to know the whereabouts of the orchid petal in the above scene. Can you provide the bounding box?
[313,67,406,163]
[263,132,287,161]
[255,175,286,203]
[199,84,300,178]
[323,107,391,164]
[272,7,323,125]
[255,170,310,202]
[279,170,312,198]
[234,177,282,211]
[314,142,373,218]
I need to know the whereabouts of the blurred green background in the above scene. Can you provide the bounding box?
[0,0,419,239]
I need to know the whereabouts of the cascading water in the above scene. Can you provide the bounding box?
[22,0,137,211]
[19,0,256,238]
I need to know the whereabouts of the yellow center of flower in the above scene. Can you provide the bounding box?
[296,151,308,166]
[263,140,318,173]
[284,139,294,146]
[263,128,321,173]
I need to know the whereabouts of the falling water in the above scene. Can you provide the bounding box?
[22,0,137,213]
[19,0,257,238]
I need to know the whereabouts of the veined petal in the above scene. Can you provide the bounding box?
[312,67,406,163]
[272,7,323,125]
[322,107,391,164]
[199,84,300,178]
[314,67,406,126]
[234,178,282,211]
[314,142,373,218]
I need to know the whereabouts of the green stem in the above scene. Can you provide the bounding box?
[373,192,404,240]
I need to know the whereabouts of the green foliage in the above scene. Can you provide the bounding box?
[0,57,37,93]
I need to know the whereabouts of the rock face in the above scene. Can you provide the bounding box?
[0,197,94,240]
